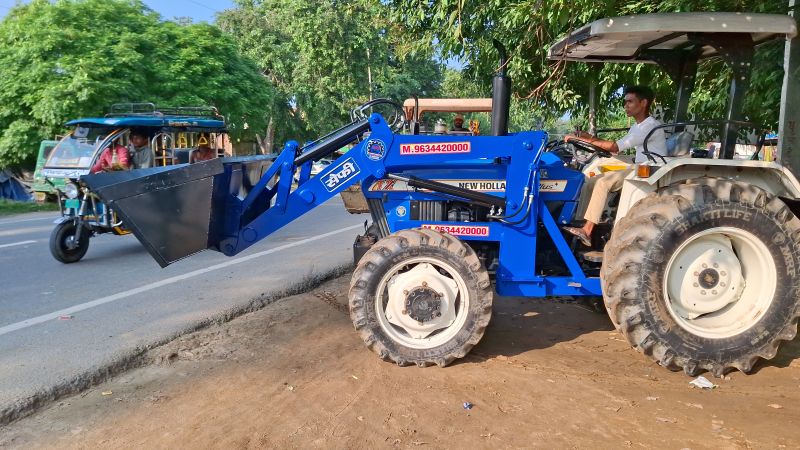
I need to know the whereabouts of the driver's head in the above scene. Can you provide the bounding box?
[454,114,464,127]
[622,85,655,117]
[129,130,149,147]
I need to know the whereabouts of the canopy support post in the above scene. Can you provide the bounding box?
[780,0,800,171]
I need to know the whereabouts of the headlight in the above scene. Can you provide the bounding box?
[64,183,80,199]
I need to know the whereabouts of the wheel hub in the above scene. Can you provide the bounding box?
[697,268,720,289]
[65,234,79,250]
[385,262,459,339]
[667,234,745,319]
[404,287,442,323]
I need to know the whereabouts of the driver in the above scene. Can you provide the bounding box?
[90,140,130,173]
[450,114,469,132]
[562,85,667,246]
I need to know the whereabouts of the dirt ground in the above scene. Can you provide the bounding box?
[2,273,800,450]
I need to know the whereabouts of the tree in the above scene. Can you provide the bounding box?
[0,0,279,168]
[217,0,443,142]
[386,0,789,131]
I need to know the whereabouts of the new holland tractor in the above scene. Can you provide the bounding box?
[82,12,799,376]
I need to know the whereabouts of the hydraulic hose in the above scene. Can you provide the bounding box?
[487,168,534,220]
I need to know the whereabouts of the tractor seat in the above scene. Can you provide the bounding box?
[663,130,694,157]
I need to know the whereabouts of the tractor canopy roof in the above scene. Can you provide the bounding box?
[66,103,226,132]
[548,12,797,63]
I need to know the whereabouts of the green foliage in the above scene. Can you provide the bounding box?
[0,0,277,168]
[386,0,790,132]
[218,0,444,142]
[0,198,59,216]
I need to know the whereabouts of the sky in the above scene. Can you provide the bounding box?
[0,0,236,22]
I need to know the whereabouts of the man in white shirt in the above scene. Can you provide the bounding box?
[562,85,666,246]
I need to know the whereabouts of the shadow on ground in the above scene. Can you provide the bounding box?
[464,296,616,363]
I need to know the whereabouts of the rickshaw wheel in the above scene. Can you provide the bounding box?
[50,220,90,263]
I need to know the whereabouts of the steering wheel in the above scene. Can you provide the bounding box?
[545,138,612,171]
[568,138,613,159]
[350,98,406,131]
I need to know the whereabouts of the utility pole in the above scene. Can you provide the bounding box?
[779,0,800,171]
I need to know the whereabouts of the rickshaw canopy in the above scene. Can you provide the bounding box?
[66,116,226,132]
[66,103,227,132]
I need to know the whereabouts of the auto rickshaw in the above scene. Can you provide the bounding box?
[31,139,62,201]
[41,103,228,263]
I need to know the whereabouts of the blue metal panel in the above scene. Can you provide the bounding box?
[496,277,602,297]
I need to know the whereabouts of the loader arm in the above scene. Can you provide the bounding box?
[222,113,542,257]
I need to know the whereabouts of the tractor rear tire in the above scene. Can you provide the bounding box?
[349,228,493,367]
[601,179,800,376]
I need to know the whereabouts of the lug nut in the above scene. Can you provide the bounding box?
[693,283,699,287]
[721,282,726,287]
[702,263,708,268]
[422,281,428,287]
[721,271,727,276]
[712,290,718,295]
[701,290,706,295]
[713,263,719,268]
[694,271,699,276]
[403,290,409,295]
[401,309,407,315]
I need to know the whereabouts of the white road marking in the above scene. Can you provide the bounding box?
[0,226,53,238]
[0,223,362,337]
[0,216,58,226]
[0,240,36,249]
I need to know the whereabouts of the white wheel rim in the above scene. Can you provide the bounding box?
[375,256,469,350]
[663,227,777,339]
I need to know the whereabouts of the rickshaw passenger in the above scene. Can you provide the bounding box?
[129,131,155,169]
[90,141,130,173]
[189,143,215,163]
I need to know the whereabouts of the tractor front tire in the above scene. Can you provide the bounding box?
[349,228,493,367]
[601,179,800,376]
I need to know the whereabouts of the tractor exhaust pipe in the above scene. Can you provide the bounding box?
[491,40,511,136]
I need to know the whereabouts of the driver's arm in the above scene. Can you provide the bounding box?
[564,133,620,153]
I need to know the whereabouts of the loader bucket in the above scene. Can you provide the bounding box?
[83,156,275,267]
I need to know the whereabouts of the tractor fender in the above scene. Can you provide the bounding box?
[616,158,800,223]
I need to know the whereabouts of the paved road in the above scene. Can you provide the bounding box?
[0,199,367,420]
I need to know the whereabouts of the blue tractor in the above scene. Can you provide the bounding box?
[84,13,800,376]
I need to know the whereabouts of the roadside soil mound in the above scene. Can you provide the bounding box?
[2,273,800,449]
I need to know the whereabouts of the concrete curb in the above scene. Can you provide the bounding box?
[0,264,353,426]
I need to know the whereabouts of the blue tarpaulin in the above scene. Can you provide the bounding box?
[0,170,32,202]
